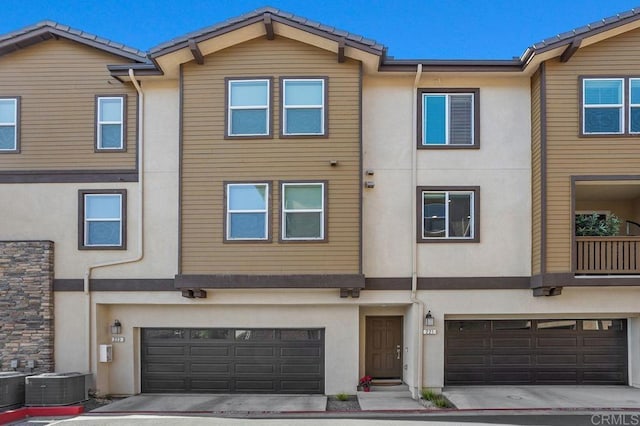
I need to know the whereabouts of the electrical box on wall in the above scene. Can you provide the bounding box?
[99,344,113,363]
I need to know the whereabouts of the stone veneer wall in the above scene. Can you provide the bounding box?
[0,241,54,373]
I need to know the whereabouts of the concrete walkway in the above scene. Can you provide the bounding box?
[444,385,640,409]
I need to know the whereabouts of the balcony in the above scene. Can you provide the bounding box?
[573,179,640,275]
[575,236,640,274]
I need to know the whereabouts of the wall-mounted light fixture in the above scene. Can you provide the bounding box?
[425,311,434,327]
[111,319,122,335]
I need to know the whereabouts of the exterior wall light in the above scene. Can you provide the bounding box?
[111,319,122,335]
[425,311,435,327]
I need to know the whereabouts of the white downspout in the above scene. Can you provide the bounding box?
[410,64,425,399]
[83,69,145,372]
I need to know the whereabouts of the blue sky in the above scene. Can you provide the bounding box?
[2,1,640,59]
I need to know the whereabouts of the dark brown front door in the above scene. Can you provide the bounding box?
[365,316,403,378]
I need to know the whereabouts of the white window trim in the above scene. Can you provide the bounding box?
[422,93,475,146]
[630,78,640,134]
[282,182,325,241]
[0,98,17,151]
[97,96,124,150]
[228,79,270,137]
[84,193,123,247]
[282,79,325,136]
[582,78,624,135]
[422,190,474,239]
[226,183,269,241]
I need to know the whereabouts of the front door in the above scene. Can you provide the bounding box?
[365,316,403,378]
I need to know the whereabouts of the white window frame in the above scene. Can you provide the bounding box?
[422,190,474,240]
[282,78,325,136]
[0,98,18,151]
[282,182,325,241]
[227,79,270,137]
[422,92,475,146]
[97,96,124,150]
[582,78,624,135]
[630,78,640,134]
[84,193,123,247]
[226,183,269,241]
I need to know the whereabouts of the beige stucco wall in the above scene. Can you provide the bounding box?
[0,80,179,279]
[362,75,531,278]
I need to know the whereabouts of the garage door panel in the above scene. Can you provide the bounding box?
[445,319,627,386]
[448,337,488,349]
[235,346,274,357]
[190,379,231,391]
[492,370,533,384]
[190,346,230,357]
[142,328,324,394]
[146,362,186,373]
[281,347,321,357]
[536,370,578,383]
[146,346,186,356]
[448,355,486,366]
[281,363,322,374]
[190,363,230,373]
[536,354,577,365]
[281,380,322,392]
[491,338,532,349]
[536,337,578,347]
[583,354,626,365]
[235,363,275,374]
[491,354,532,366]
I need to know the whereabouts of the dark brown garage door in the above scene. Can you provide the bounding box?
[445,319,627,385]
[141,328,324,393]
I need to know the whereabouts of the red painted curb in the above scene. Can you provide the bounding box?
[0,406,84,425]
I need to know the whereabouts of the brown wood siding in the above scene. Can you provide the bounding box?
[0,39,137,170]
[181,37,360,274]
[531,69,542,275]
[545,28,640,272]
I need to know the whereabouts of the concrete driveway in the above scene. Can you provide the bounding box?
[90,394,327,413]
[443,386,640,409]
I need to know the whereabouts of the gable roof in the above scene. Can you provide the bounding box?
[149,6,385,58]
[521,6,640,63]
[0,20,149,62]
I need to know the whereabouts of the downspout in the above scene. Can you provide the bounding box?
[83,69,145,372]
[410,64,425,399]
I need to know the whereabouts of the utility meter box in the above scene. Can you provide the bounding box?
[99,344,113,363]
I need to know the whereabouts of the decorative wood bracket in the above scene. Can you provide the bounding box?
[560,38,582,63]
[337,39,346,63]
[188,39,204,65]
[264,13,275,40]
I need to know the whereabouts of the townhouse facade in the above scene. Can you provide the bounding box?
[0,7,639,397]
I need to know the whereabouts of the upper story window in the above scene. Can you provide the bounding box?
[582,78,624,135]
[630,79,640,134]
[418,187,479,243]
[282,182,325,241]
[227,79,270,137]
[79,190,126,250]
[418,89,479,148]
[0,97,19,152]
[225,183,270,241]
[282,78,326,136]
[96,96,125,150]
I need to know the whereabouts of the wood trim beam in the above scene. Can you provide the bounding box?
[188,39,204,65]
[264,13,275,40]
[338,39,345,63]
[560,38,582,63]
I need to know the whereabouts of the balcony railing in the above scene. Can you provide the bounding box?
[575,236,640,274]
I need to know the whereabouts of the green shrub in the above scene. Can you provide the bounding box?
[421,389,437,401]
[433,395,451,408]
[336,393,349,401]
[575,213,620,236]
